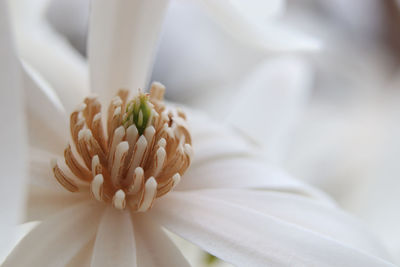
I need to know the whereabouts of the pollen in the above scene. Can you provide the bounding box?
[51,82,193,212]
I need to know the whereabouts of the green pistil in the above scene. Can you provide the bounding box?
[123,93,152,135]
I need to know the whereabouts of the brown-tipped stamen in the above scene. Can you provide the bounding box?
[51,83,192,212]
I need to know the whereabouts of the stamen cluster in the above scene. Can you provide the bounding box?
[51,82,193,211]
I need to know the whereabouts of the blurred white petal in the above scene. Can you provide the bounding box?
[201,0,320,52]
[224,57,313,163]
[133,215,190,267]
[8,0,89,113]
[23,62,68,153]
[2,202,102,266]
[0,0,27,258]
[47,0,90,55]
[91,207,136,267]
[88,0,169,103]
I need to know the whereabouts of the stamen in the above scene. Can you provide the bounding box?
[126,135,147,178]
[149,82,165,102]
[64,144,91,181]
[91,174,104,201]
[138,177,157,212]
[126,124,139,147]
[84,129,107,165]
[92,113,107,152]
[108,126,125,167]
[91,155,102,176]
[107,97,122,141]
[158,138,166,148]
[111,141,129,187]
[77,129,93,169]
[51,159,79,192]
[172,173,181,188]
[112,190,126,210]
[153,147,166,178]
[52,85,192,211]
[108,106,122,144]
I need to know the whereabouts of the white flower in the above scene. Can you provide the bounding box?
[1,1,397,266]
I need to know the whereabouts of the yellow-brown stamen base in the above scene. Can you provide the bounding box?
[51,82,193,212]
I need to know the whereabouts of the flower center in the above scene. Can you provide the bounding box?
[51,82,193,211]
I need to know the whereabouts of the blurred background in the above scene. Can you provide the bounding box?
[45,0,400,265]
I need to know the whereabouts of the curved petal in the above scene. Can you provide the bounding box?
[30,148,68,190]
[227,0,286,20]
[133,214,190,267]
[23,62,68,154]
[180,109,334,203]
[224,57,313,163]
[3,201,103,267]
[201,0,320,52]
[0,0,27,253]
[91,207,136,267]
[151,192,395,267]
[8,0,89,113]
[196,189,391,259]
[25,186,88,222]
[66,239,94,267]
[88,0,170,104]
[178,155,334,205]
[26,148,90,222]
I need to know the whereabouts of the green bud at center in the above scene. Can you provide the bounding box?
[123,93,152,135]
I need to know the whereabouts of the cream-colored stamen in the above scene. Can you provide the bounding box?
[111,141,129,187]
[127,167,144,194]
[91,155,102,176]
[51,83,192,212]
[112,189,126,210]
[138,177,157,212]
[91,174,104,201]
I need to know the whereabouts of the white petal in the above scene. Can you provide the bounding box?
[133,214,190,267]
[25,186,88,222]
[224,57,313,163]
[29,148,68,190]
[47,0,90,55]
[151,192,395,267]
[196,189,391,259]
[91,207,136,267]
[88,0,170,104]
[178,156,334,204]
[3,201,103,267]
[186,108,260,165]
[226,0,286,20]
[8,0,89,113]
[201,0,320,52]
[0,0,27,253]
[23,62,68,153]
[66,239,95,267]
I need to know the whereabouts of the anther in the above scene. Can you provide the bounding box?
[111,141,129,187]
[91,174,104,201]
[128,167,144,194]
[112,190,126,210]
[138,177,157,212]
[51,159,79,192]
